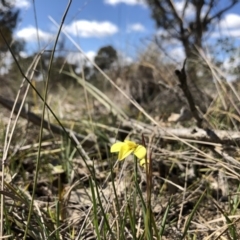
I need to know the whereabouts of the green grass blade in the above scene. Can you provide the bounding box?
[181,189,206,240]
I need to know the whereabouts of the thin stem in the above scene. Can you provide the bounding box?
[23,1,72,239]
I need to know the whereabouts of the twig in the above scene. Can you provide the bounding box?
[0,95,94,147]
[175,59,222,143]
[122,119,240,146]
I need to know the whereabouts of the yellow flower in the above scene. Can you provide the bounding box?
[110,140,146,161]
[139,158,149,171]
[139,158,149,167]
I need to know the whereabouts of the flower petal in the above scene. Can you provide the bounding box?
[134,145,146,159]
[110,142,124,153]
[139,158,147,167]
[118,144,133,160]
[124,140,137,148]
[139,158,149,169]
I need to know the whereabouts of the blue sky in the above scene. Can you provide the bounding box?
[14,0,154,62]
[10,0,240,68]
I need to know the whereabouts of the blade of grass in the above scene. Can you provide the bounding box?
[231,183,240,214]
[64,69,127,121]
[55,200,60,239]
[109,162,125,239]
[159,196,172,238]
[23,1,73,239]
[94,178,114,238]
[181,189,206,240]
[127,203,137,239]
[89,178,101,239]
[212,197,237,240]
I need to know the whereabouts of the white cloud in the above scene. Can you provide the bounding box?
[127,23,145,32]
[104,0,145,6]
[169,46,185,61]
[64,20,118,38]
[66,51,96,66]
[211,13,240,38]
[157,29,180,45]
[175,1,195,18]
[13,0,31,9]
[66,52,82,66]
[155,29,185,62]
[15,26,53,42]
[118,54,133,65]
[19,51,28,58]
[219,13,240,29]
[110,52,133,69]
[66,51,96,74]
[222,51,240,82]
[85,51,96,62]
[173,1,208,21]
